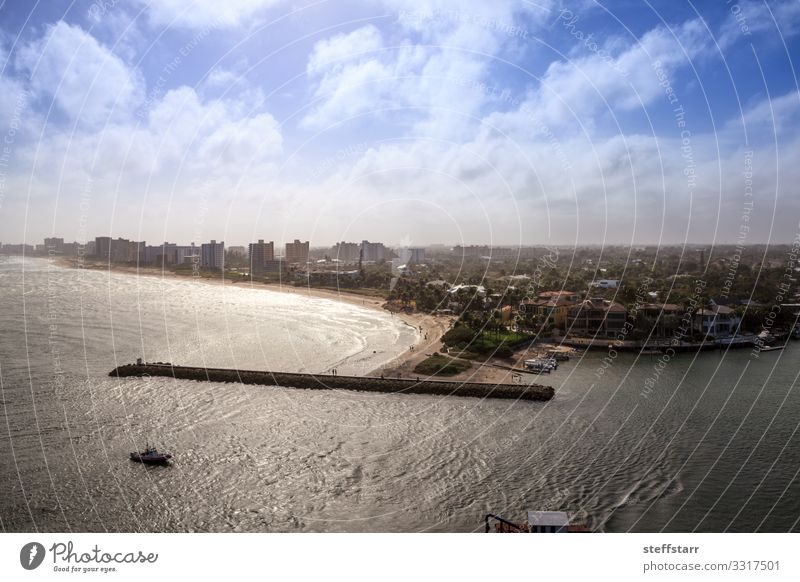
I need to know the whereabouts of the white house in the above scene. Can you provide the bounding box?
[694,305,741,338]
[591,279,620,289]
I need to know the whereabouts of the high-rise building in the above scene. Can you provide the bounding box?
[249,240,275,275]
[144,242,178,265]
[93,236,145,263]
[331,241,360,263]
[44,237,64,254]
[176,244,199,266]
[127,240,146,264]
[360,240,386,262]
[285,239,309,264]
[201,240,225,270]
[408,248,426,263]
[95,236,111,259]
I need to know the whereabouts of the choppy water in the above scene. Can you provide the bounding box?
[1,256,799,532]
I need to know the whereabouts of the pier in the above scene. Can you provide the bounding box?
[109,363,554,402]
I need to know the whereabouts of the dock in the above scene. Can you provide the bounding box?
[109,362,554,402]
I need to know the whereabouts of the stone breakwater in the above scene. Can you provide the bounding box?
[109,363,555,402]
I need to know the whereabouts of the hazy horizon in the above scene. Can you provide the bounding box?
[1,1,799,247]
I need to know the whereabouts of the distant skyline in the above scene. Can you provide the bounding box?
[1,1,799,246]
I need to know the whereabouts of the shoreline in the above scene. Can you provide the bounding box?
[53,257,451,377]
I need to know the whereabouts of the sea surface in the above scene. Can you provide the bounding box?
[1,256,799,532]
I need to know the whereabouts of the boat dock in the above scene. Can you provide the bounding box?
[109,362,555,402]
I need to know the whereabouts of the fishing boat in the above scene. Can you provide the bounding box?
[129,444,172,465]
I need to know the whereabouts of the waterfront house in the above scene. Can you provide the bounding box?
[693,305,741,339]
[640,303,683,338]
[566,298,627,337]
[519,290,580,328]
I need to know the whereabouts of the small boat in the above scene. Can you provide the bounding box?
[524,357,558,373]
[759,345,785,352]
[129,444,172,465]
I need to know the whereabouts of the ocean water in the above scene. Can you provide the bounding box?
[1,256,799,532]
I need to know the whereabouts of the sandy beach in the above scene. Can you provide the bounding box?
[55,258,454,378]
[54,258,553,385]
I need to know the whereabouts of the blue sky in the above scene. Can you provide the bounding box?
[0,0,798,247]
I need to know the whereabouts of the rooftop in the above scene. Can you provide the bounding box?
[527,511,569,527]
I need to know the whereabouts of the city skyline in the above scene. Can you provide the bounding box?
[0,1,798,246]
[6,232,796,253]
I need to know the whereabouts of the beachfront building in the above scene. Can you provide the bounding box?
[44,237,65,253]
[201,240,225,270]
[566,298,627,338]
[249,240,275,276]
[175,244,199,266]
[94,236,146,263]
[285,239,309,265]
[144,242,178,266]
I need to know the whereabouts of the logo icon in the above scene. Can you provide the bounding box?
[20,542,46,570]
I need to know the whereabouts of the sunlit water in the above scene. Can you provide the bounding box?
[1,257,799,532]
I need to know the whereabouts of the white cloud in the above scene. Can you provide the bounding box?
[307,25,384,75]
[3,21,284,243]
[300,1,552,133]
[288,87,800,245]
[737,90,800,138]
[718,0,800,48]
[134,0,283,30]
[15,21,144,127]
[525,18,710,128]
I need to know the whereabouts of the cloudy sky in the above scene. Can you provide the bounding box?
[0,0,798,247]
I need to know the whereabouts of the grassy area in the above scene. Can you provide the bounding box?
[413,354,472,376]
[492,330,534,345]
[443,325,533,357]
